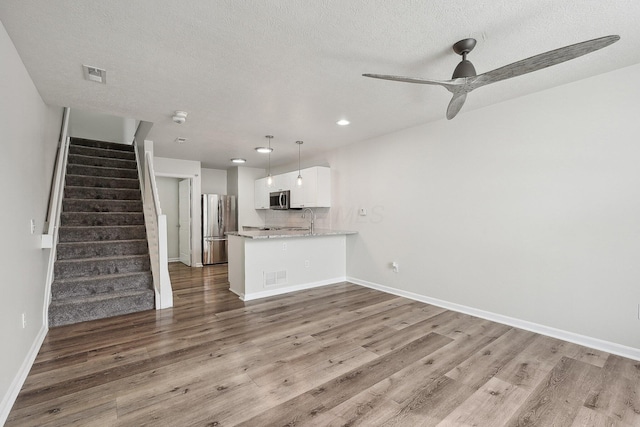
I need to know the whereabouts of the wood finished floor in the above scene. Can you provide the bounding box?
[8,263,640,426]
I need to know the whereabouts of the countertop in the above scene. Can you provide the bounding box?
[227,228,357,239]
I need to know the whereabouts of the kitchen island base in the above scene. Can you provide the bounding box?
[228,233,349,301]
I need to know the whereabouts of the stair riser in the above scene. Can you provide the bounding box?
[64,187,141,200]
[51,273,153,299]
[57,241,149,260]
[51,138,154,327]
[60,212,144,226]
[58,226,147,242]
[55,257,151,280]
[71,138,134,152]
[67,164,138,179]
[48,290,155,327]
[69,145,136,161]
[65,175,139,189]
[63,199,143,213]
[68,154,137,170]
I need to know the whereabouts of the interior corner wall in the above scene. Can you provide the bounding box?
[331,63,640,351]
[237,167,266,229]
[155,177,180,260]
[0,21,64,421]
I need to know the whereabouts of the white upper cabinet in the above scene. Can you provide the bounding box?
[254,166,331,209]
[254,177,270,209]
[290,166,331,208]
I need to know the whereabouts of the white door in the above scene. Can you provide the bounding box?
[178,179,191,266]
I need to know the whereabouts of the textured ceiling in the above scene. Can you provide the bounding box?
[1,1,638,169]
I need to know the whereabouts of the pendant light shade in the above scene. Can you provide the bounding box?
[296,140,303,187]
[265,135,274,186]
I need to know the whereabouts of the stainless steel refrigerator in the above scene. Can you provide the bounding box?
[202,194,237,265]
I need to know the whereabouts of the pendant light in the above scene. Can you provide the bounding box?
[296,140,303,186]
[265,135,274,186]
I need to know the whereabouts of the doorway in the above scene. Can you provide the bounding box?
[155,176,193,266]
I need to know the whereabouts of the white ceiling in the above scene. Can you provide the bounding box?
[1,1,638,170]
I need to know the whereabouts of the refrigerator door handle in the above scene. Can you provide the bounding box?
[218,199,222,234]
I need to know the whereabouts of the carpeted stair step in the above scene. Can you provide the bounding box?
[71,138,134,152]
[64,186,141,200]
[55,254,151,280]
[68,153,137,170]
[50,138,155,327]
[51,271,153,299]
[58,225,147,242]
[57,239,149,260]
[67,163,138,179]
[48,288,155,327]
[63,198,143,213]
[68,144,136,161]
[65,174,139,189]
[60,212,144,226]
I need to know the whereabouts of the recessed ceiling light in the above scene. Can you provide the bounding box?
[255,147,273,153]
[231,158,246,164]
[336,119,350,126]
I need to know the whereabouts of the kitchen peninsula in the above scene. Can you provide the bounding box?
[227,229,356,301]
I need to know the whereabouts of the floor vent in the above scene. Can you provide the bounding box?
[265,270,287,287]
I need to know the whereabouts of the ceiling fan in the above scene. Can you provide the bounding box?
[363,35,620,120]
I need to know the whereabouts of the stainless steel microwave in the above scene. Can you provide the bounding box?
[269,190,290,210]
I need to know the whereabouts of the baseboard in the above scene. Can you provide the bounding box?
[348,276,640,362]
[0,324,48,425]
[241,277,346,301]
[168,258,180,263]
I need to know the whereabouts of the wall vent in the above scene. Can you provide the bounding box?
[265,270,287,287]
[82,65,107,84]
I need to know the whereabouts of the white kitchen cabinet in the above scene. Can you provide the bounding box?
[272,172,294,192]
[254,166,331,209]
[290,166,331,208]
[254,177,270,209]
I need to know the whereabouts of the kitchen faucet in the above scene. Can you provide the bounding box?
[302,208,315,234]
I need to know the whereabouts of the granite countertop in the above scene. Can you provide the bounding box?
[227,228,357,239]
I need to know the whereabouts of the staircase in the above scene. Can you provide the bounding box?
[49,138,155,327]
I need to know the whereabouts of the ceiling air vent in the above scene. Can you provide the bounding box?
[175,137,188,144]
[82,65,107,84]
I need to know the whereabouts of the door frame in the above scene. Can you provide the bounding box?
[155,172,202,267]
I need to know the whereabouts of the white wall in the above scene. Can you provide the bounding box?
[327,63,640,351]
[155,177,180,261]
[227,166,266,229]
[154,157,202,267]
[0,22,63,422]
[68,109,137,143]
[201,168,227,195]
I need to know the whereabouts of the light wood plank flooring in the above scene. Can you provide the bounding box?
[7,263,640,426]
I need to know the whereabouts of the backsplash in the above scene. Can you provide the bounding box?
[256,208,331,230]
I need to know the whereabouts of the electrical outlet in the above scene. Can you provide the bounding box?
[22,312,26,329]
[304,260,310,268]
[392,262,399,273]
[359,208,367,216]
[30,219,36,234]
[282,242,287,251]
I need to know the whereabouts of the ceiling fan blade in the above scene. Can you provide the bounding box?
[470,35,620,90]
[446,93,467,120]
[362,73,460,91]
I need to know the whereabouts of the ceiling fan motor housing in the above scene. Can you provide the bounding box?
[452,60,476,79]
